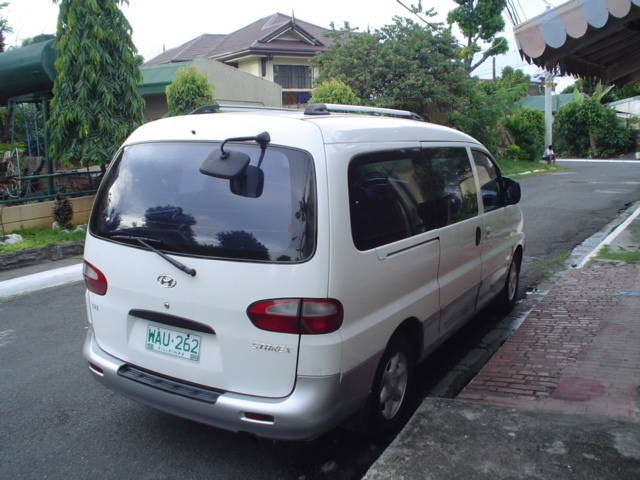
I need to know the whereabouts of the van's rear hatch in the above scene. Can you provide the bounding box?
[85,140,322,398]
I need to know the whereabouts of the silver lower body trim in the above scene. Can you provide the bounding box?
[82,329,369,440]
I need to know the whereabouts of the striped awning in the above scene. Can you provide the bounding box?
[515,0,640,84]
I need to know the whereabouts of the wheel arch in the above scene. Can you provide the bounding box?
[392,317,423,364]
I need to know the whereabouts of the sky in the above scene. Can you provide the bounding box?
[3,0,574,90]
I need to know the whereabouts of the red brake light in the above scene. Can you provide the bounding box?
[246,299,300,334]
[247,298,343,334]
[83,260,108,295]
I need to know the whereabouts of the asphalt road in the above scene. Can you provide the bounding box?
[1,161,639,480]
[518,161,640,288]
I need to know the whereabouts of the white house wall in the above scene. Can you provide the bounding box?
[236,58,261,77]
[194,58,282,107]
[608,96,640,116]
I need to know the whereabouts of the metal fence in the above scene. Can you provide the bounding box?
[0,167,101,205]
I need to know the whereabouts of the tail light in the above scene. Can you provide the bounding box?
[83,260,108,295]
[247,298,343,334]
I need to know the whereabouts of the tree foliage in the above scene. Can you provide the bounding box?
[315,17,469,123]
[452,67,530,153]
[447,0,508,73]
[309,79,361,105]
[554,98,634,158]
[21,34,55,47]
[48,0,144,167]
[0,2,11,52]
[562,79,640,103]
[165,66,215,117]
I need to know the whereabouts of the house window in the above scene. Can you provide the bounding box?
[282,91,311,106]
[273,65,312,89]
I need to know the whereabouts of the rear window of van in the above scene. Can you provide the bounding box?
[90,142,316,262]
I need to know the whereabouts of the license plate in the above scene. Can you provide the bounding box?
[145,325,201,362]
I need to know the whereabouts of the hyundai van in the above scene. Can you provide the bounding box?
[83,103,524,440]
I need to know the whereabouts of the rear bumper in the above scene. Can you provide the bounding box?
[83,329,364,440]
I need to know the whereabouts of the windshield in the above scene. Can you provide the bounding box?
[90,142,316,262]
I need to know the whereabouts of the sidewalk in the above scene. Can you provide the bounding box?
[459,261,640,418]
[364,218,640,478]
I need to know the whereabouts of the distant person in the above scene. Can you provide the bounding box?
[543,145,556,165]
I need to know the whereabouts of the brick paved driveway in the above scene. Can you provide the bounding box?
[460,262,640,419]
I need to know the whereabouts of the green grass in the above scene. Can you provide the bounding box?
[597,245,640,263]
[496,158,565,177]
[0,227,86,254]
[529,250,571,278]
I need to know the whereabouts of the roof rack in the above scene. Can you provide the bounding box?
[304,103,424,121]
[190,104,293,114]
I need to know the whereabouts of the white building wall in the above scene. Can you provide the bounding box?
[608,96,640,117]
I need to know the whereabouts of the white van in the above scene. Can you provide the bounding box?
[83,104,524,440]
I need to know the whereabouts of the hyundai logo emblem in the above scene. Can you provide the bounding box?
[157,275,177,288]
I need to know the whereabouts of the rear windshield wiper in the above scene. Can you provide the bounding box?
[110,234,197,277]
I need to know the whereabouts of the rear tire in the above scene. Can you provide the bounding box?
[367,334,414,438]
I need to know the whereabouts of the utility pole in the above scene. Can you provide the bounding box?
[544,70,554,148]
[492,56,496,81]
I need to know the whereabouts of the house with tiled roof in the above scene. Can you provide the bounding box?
[145,13,335,108]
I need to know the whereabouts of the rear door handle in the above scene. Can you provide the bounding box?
[475,227,481,246]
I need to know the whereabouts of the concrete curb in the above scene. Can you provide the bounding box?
[0,241,84,272]
[570,203,640,268]
[558,158,640,164]
[0,263,82,299]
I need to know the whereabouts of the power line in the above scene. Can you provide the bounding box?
[516,0,527,22]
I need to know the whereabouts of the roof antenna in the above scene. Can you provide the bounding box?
[291,10,296,25]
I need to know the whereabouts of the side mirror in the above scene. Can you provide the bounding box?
[199,131,270,180]
[230,165,264,198]
[199,149,250,179]
[501,177,521,205]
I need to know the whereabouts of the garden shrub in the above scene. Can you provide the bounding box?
[504,107,545,161]
[503,144,528,162]
[52,194,73,229]
[309,79,361,105]
[166,66,215,117]
[554,98,633,158]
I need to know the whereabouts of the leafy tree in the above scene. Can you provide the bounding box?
[309,79,361,105]
[562,79,640,103]
[0,2,12,52]
[315,17,469,123]
[554,98,633,158]
[313,28,380,102]
[504,107,545,161]
[21,34,55,47]
[396,0,507,74]
[48,0,144,167]
[452,68,530,153]
[0,106,8,142]
[446,0,508,73]
[165,65,215,117]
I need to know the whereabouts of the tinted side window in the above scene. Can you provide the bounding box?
[425,147,478,225]
[349,149,421,250]
[472,150,502,212]
[348,147,478,251]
